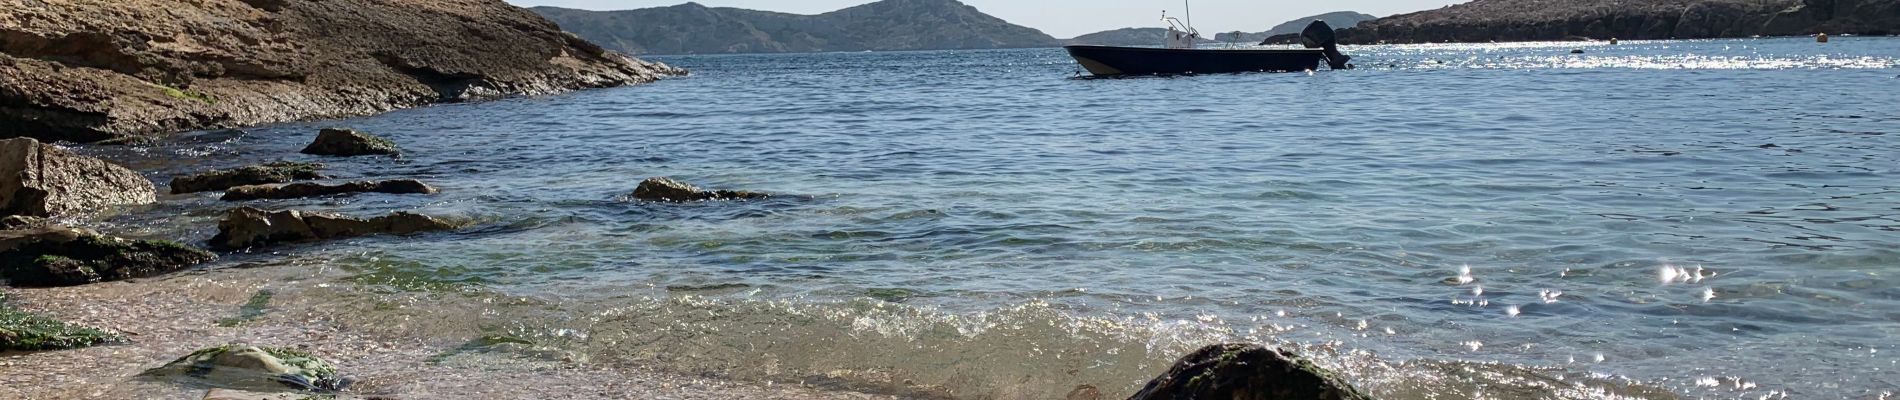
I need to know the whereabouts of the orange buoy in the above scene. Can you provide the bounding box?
[1818,33,1830,43]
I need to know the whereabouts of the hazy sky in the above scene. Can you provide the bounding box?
[505,0,1465,38]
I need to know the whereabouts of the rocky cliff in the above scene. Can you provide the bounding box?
[1337,0,1900,44]
[0,0,683,143]
[532,0,1062,55]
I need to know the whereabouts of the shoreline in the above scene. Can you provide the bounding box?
[0,259,906,399]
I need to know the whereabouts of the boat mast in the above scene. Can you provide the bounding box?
[1184,0,1192,31]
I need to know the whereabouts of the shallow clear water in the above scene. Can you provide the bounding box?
[85,37,1899,399]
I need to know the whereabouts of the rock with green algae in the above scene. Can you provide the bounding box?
[0,226,216,287]
[629,177,769,202]
[209,207,465,251]
[143,344,351,393]
[300,129,398,157]
[221,179,436,201]
[1128,343,1372,400]
[0,290,120,351]
[170,162,328,194]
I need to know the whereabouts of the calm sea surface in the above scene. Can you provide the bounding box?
[89,37,1898,399]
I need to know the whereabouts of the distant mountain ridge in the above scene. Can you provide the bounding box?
[532,0,1061,55]
[1067,11,1376,46]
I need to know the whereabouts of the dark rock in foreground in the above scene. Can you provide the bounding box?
[0,138,156,217]
[210,207,463,250]
[171,162,326,194]
[143,344,348,393]
[222,179,437,201]
[301,129,398,157]
[1129,344,1370,400]
[0,290,119,351]
[0,0,683,143]
[0,216,45,230]
[1337,0,1900,44]
[0,226,216,287]
[631,177,770,202]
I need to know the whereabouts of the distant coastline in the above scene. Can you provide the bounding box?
[1335,0,1899,44]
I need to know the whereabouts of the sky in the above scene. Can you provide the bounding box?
[505,0,1466,38]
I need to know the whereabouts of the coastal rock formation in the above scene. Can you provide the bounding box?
[0,226,216,287]
[0,138,156,217]
[0,215,43,230]
[1129,344,1370,400]
[0,290,118,351]
[171,162,326,194]
[210,207,462,250]
[1335,0,1900,44]
[222,180,438,201]
[143,344,348,393]
[0,0,684,143]
[630,177,769,202]
[301,129,398,157]
[533,0,1062,55]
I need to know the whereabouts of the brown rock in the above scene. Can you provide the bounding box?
[0,0,685,143]
[0,138,155,217]
[1336,0,1900,44]
[0,215,45,230]
[222,179,437,201]
[630,177,769,202]
[209,207,462,250]
[170,162,326,194]
[0,226,215,287]
[300,128,398,157]
[1127,344,1370,400]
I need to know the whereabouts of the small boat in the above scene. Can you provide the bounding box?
[1066,8,1352,76]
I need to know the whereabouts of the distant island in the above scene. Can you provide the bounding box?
[1067,12,1376,47]
[532,0,1061,55]
[1337,0,1899,44]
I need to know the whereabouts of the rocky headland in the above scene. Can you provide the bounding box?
[1335,0,1900,44]
[533,0,1062,55]
[0,0,683,144]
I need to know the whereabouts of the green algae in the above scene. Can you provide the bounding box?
[147,83,216,104]
[425,335,535,365]
[0,291,119,351]
[216,290,274,327]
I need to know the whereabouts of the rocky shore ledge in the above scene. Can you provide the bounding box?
[0,0,684,144]
[1333,0,1898,44]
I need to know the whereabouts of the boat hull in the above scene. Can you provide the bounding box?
[1064,45,1327,76]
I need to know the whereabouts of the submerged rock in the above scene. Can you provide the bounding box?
[630,177,769,202]
[170,162,327,194]
[143,344,349,393]
[0,227,216,287]
[222,179,437,201]
[0,216,46,230]
[0,290,119,351]
[300,129,398,157]
[1128,344,1370,400]
[209,207,463,250]
[0,138,156,217]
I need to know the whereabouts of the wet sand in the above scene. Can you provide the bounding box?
[0,264,902,400]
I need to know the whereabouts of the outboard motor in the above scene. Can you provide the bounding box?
[1300,20,1353,70]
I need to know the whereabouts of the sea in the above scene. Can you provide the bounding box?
[82,37,1899,399]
